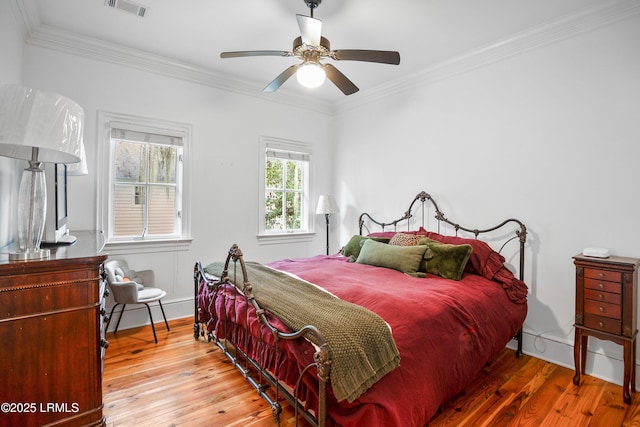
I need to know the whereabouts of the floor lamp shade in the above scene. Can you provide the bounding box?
[316,195,338,216]
[0,85,84,260]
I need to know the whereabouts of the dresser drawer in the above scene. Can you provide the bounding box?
[584,277,621,294]
[584,299,621,319]
[584,288,621,305]
[584,313,621,334]
[584,268,621,283]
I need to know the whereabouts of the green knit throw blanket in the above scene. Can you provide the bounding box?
[205,261,400,403]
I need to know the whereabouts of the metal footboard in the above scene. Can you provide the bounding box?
[194,244,330,427]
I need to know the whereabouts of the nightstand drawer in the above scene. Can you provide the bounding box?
[584,268,621,283]
[584,278,621,294]
[584,313,621,334]
[584,299,621,319]
[584,288,621,305]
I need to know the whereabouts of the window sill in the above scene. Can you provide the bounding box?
[105,237,192,255]
[256,232,315,245]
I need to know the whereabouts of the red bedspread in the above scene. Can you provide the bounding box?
[200,254,527,426]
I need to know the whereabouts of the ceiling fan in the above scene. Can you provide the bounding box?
[220,0,400,95]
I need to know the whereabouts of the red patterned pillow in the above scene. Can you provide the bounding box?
[389,233,421,246]
[367,230,419,239]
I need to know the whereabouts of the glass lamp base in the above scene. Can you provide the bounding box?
[9,248,51,261]
[16,159,47,258]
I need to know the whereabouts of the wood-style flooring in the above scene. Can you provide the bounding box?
[103,317,640,426]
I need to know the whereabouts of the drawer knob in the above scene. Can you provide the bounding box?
[599,321,604,327]
[599,306,605,312]
[598,272,605,278]
[599,283,605,289]
[598,294,604,300]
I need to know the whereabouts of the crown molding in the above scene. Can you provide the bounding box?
[334,0,640,114]
[10,0,37,38]
[15,0,639,116]
[20,21,334,115]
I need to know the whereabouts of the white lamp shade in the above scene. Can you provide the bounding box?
[0,84,84,164]
[316,195,338,215]
[296,63,326,89]
[67,141,88,176]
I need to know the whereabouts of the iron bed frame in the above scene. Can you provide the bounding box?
[193,190,528,427]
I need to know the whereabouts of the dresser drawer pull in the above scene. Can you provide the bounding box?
[598,272,605,278]
[599,321,605,327]
[598,294,604,299]
[599,283,605,289]
[599,306,605,312]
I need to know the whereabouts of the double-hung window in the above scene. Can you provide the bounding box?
[258,136,312,243]
[98,112,191,247]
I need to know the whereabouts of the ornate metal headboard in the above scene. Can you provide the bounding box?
[358,191,527,281]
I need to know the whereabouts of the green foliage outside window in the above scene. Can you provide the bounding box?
[265,158,304,231]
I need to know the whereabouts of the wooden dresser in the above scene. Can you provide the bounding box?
[573,254,639,404]
[0,232,108,426]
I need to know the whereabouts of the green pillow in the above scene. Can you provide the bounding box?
[356,239,427,274]
[341,235,390,259]
[418,237,473,281]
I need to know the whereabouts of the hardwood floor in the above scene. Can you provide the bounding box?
[103,317,640,426]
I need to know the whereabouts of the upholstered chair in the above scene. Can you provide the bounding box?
[104,259,170,343]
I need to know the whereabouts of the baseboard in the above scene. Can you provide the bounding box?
[506,329,635,389]
[105,297,194,333]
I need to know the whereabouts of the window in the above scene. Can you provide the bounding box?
[258,137,313,242]
[97,112,191,248]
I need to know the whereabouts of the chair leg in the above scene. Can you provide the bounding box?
[114,304,126,335]
[106,303,120,332]
[144,303,158,344]
[158,300,170,331]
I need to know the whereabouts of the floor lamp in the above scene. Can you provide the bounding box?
[316,195,338,255]
[0,85,84,260]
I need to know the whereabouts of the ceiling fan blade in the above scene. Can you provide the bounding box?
[296,14,322,46]
[332,49,400,65]
[323,64,359,95]
[220,50,292,59]
[263,64,301,92]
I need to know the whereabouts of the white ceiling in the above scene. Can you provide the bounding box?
[21,0,613,103]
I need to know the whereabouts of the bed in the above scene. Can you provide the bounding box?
[193,191,528,426]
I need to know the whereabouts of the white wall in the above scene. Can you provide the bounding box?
[6,1,640,391]
[0,0,25,249]
[20,44,335,327]
[333,14,640,387]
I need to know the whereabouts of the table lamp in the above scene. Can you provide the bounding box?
[0,84,84,260]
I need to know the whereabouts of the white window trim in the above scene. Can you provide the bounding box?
[97,111,192,250]
[257,136,314,244]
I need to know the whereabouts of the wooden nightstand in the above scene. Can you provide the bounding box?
[573,254,639,404]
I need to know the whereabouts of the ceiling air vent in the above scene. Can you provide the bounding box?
[105,0,148,18]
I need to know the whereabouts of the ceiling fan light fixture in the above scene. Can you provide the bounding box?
[220,0,400,96]
[296,63,326,88]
